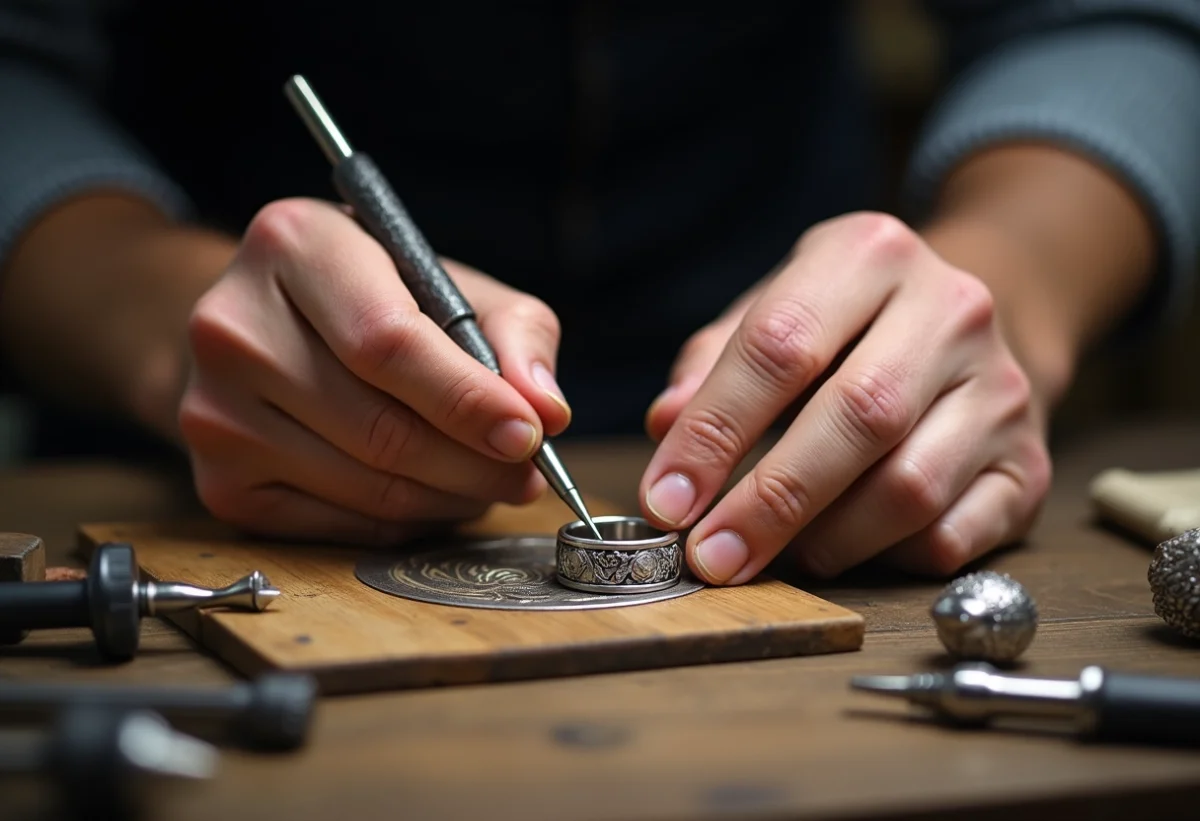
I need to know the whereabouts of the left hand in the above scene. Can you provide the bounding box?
[638,211,1052,583]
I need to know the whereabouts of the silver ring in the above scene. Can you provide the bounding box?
[555,516,682,594]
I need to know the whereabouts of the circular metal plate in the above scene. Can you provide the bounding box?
[354,535,704,611]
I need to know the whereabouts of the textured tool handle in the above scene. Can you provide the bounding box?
[331,153,500,372]
[1093,670,1200,746]
[0,580,89,629]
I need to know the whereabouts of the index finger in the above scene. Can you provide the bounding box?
[638,218,909,533]
[242,198,545,463]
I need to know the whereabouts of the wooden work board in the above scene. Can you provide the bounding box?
[77,494,864,694]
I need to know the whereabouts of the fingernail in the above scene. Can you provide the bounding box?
[488,418,538,460]
[532,362,570,415]
[645,472,696,526]
[693,530,750,584]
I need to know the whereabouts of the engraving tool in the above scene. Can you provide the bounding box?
[851,662,1200,746]
[284,74,603,541]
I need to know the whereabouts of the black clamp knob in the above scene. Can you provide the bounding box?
[0,541,280,661]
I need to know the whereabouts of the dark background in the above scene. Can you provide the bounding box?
[0,0,1191,465]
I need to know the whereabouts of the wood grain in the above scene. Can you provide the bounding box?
[7,423,1200,821]
[76,495,864,694]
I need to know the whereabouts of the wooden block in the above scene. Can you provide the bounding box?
[0,533,45,645]
[78,497,864,694]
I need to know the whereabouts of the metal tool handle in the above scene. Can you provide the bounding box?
[0,581,89,629]
[331,152,499,372]
[1088,668,1200,745]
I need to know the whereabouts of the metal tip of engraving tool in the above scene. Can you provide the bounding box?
[850,675,917,697]
[565,487,605,541]
[284,74,353,166]
[850,673,948,709]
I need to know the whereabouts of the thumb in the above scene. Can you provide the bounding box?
[448,259,572,438]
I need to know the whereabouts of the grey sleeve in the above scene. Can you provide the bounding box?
[906,0,1200,330]
[0,1,192,274]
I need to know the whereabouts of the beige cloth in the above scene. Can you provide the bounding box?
[1089,468,1200,543]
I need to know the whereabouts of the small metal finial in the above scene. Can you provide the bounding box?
[143,571,281,616]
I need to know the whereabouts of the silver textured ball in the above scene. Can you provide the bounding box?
[1148,528,1200,640]
[931,570,1038,662]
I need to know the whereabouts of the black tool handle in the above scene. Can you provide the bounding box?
[0,673,316,751]
[1090,668,1200,746]
[0,581,89,630]
[331,153,501,374]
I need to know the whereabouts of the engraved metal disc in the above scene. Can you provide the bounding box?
[354,535,704,611]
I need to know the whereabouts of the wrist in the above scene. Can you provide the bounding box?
[921,215,1078,415]
[916,144,1157,415]
[0,194,237,444]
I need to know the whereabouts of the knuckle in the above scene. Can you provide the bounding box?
[737,299,824,387]
[831,365,911,447]
[924,524,972,577]
[888,456,948,524]
[679,406,746,466]
[348,304,423,380]
[946,271,996,336]
[373,473,417,518]
[1022,441,1054,500]
[193,471,251,524]
[848,212,922,265]
[438,371,493,430]
[748,469,812,533]
[680,325,722,364]
[186,292,238,363]
[362,401,419,468]
[177,389,233,450]
[242,198,314,261]
[509,295,561,346]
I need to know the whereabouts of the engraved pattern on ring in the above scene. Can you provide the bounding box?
[556,544,681,587]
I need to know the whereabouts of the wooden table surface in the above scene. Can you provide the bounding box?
[3,419,1200,820]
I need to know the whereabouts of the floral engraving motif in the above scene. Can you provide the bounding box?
[556,545,681,587]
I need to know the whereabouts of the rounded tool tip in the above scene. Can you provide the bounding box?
[283,73,353,165]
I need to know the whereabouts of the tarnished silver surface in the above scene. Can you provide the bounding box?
[931,571,1038,663]
[1149,528,1200,639]
[556,516,682,594]
[355,534,702,611]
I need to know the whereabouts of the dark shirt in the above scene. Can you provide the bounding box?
[93,0,878,443]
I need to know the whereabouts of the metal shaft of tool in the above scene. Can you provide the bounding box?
[851,667,1086,724]
[284,74,603,540]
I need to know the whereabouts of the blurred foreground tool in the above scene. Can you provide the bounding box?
[851,662,1200,747]
[0,672,317,752]
[0,541,279,661]
[0,705,217,821]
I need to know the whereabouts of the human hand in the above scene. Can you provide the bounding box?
[179,198,571,543]
[639,212,1052,583]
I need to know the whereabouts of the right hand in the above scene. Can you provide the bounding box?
[178,198,571,544]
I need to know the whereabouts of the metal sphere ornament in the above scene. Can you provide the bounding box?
[930,570,1038,663]
[1148,528,1200,640]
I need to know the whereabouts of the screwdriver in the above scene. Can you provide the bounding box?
[851,662,1200,746]
[283,74,603,541]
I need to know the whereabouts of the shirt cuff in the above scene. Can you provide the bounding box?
[0,60,193,273]
[903,21,1200,332]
